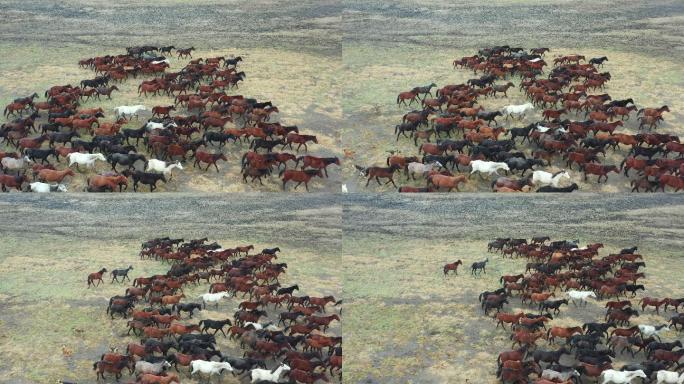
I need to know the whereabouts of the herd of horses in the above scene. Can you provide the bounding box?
[1,44,337,192]
[381,46,683,192]
[445,237,684,383]
[88,237,341,383]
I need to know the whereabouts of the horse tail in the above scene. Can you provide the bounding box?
[499,276,504,284]
[546,327,552,339]
[93,361,98,370]
[278,168,285,177]
[396,95,400,104]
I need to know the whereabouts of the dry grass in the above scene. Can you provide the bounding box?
[340,43,684,192]
[0,195,341,383]
[0,42,343,192]
[342,195,684,383]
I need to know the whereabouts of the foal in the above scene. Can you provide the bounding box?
[87,268,107,288]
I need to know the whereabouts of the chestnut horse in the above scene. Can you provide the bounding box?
[443,260,463,276]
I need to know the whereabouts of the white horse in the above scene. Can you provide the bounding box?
[542,369,581,382]
[407,161,442,179]
[29,182,67,193]
[532,170,570,187]
[151,59,171,65]
[656,370,684,384]
[567,290,596,306]
[250,363,290,383]
[470,160,510,178]
[146,121,177,131]
[638,324,669,340]
[200,291,229,308]
[600,369,647,384]
[244,322,280,331]
[146,159,183,179]
[502,103,534,120]
[114,105,147,120]
[190,360,233,377]
[67,153,106,169]
[135,360,171,375]
[537,124,567,133]
[1,156,33,171]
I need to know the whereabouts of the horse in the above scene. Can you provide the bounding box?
[87,268,107,288]
[111,265,134,283]
[295,156,340,177]
[428,174,467,192]
[582,163,619,183]
[200,292,229,309]
[114,105,147,120]
[443,260,463,276]
[599,370,647,384]
[502,103,534,120]
[127,170,167,192]
[531,170,569,188]
[471,258,489,275]
[356,164,401,187]
[280,169,322,191]
[193,151,227,172]
[67,153,106,170]
[537,183,579,192]
[189,359,233,377]
[640,297,668,314]
[199,319,232,336]
[250,363,290,383]
[145,159,183,180]
[470,160,510,178]
[28,182,67,193]
[567,290,596,306]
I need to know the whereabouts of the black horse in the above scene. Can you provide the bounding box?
[48,131,80,147]
[25,148,58,164]
[199,318,232,336]
[276,284,299,296]
[540,299,569,314]
[107,153,146,171]
[111,266,133,283]
[537,183,579,193]
[224,56,243,67]
[471,258,489,275]
[122,126,147,146]
[221,357,265,374]
[159,45,175,54]
[589,56,608,67]
[262,247,280,255]
[173,302,202,318]
[126,170,167,192]
[204,131,237,147]
[251,138,285,153]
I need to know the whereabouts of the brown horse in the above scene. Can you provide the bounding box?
[427,174,466,192]
[87,268,107,288]
[87,175,128,192]
[495,312,525,329]
[397,90,419,106]
[547,326,582,344]
[640,297,667,314]
[582,163,619,183]
[37,168,75,183]
[280,169,323,191]
[194,151,227,172]
[296,156,340,177]
[443,260,463,276]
